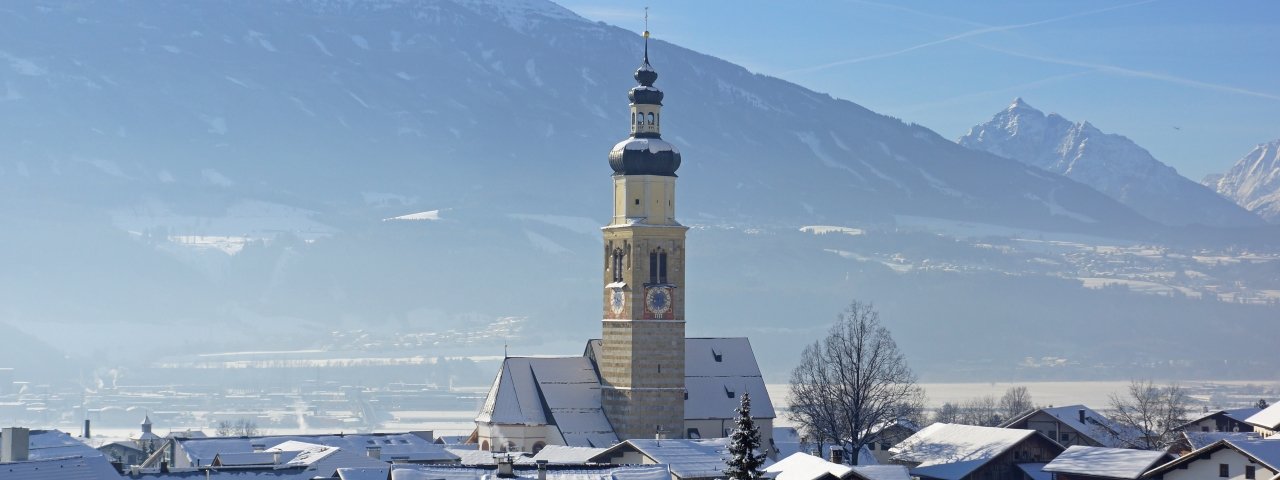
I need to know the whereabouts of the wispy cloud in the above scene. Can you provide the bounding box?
[785,0,1157,75]
[978,44,1280,102]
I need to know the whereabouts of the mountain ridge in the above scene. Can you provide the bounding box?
[958,98,1264,228]
[1207,139,1280,223]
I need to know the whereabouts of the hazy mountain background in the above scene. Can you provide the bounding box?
[959,98,1265,228]
[1,0,1278,384]
[1205,139,1280,223]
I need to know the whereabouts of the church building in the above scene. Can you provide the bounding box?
[473,31,775,454]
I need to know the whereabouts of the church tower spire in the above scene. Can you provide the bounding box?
[599,26,688,441]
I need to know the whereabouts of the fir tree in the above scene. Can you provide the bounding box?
[725,393,767,480]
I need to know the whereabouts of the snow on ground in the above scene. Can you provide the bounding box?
[800,225,864,236]
[384,210,440,221]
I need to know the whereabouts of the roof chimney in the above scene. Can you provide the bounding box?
[828,446,843,465]
[272,451,281,465]
[1,427,30,463]
[537,459,549,480]
[1078,409,1086,423]
[497,455,515,478]
[83,419,91,439]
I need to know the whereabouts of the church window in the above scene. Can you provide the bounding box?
[612,250,624,282]
[635,199,640,205]
[482,441,490,452]
[649,249,668,284]
[647,112,655,125]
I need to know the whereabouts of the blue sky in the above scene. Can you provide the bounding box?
[559,0,1280,181]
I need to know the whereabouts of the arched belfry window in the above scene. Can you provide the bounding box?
[612,249,625,282]
[647,112,655,126]
[649,248,668,284]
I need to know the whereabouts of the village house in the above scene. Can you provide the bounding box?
[0,427,121,480]
[1142,438,1280,480]
[863,419,921,464]
[889,423,1065,480]
[1001,405,1142,449]
[1244,404,1280,438]
[1181,407,1265,434]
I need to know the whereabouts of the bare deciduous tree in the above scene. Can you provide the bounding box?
[958,395,1001,426]
[215,418,260,437]
[787,301,922,465]
[934,402,961,424]
[1108,380,1190,449]
[999,386,1034,421]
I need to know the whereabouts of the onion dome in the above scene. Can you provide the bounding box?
[609,30,680,177]
[609,137,681,176]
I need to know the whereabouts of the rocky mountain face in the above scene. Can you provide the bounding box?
[1206,140,1280,223]
[959,99,1264,228]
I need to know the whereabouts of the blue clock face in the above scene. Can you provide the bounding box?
[646,287,671,315]
[610,290,625,314]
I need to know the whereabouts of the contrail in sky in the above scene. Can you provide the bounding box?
[785,0,1157,75]
[977,45,1280,102]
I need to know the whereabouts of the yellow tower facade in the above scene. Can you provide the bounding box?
[599,36,687,441]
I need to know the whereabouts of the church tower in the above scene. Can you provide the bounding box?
[599,30,688,441]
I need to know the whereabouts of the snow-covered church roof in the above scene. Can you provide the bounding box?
[475,356,619,448]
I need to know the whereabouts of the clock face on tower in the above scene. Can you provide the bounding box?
[645,286,671,317]
[610,289,625,315]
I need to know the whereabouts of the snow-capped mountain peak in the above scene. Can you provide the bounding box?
[959,99,1264,228]
[1209,139,1280,223]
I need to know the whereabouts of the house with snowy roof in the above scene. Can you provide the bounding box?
[1244,403,1280,438]
[1180,407,1265,434]
[0,427,122,480]
[473,33,774,456]
[765,452,910,480]
[888,423,1064,480]
[140,432,455,471]
[1177,431,1262,454]
[390,462,672,480]
[1142,438,1280,480]
[588,438,735,480]
[1041,445,1169,480]
[1000,405,1143,449]
[862,419,920,464]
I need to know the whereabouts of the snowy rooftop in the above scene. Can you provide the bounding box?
[584,338,776,423]
[1148,438,1280,476]
[476,356,618,448]
[593,438,732,479]
[172,432,455,466]
[0,455,122,480]
[1183,431,1261,450]
[849,465,910,480]
[772,427,802,459]
[1184,406,1264,427]
[889,423,1041,480]
[1003,405,1140,448]
[764,452,851,480]
[528,445,607,464]
[390,463,671,480]
[337,467,391,480]
[1042,446,1168,479]
[1246,402,1280,429]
